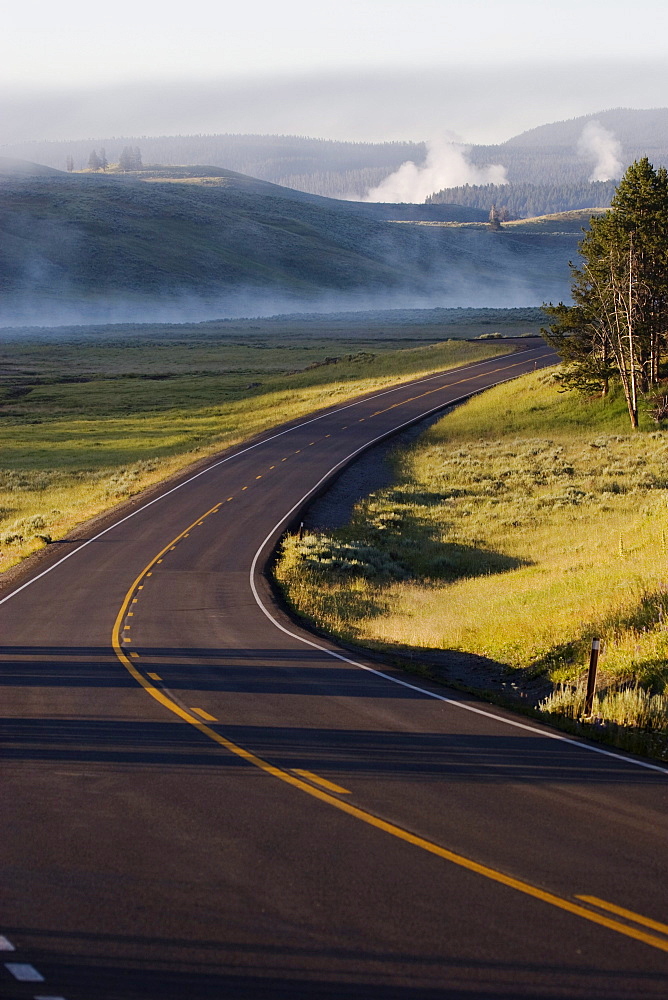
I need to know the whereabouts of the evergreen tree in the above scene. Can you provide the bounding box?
[543,158,668,427]
[66,155,74,172]
[99,148,108,171]
[119,146,142,170]
[87,149,101,171]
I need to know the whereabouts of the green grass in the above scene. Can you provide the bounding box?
[0,326,508,572]
[275,371,668,757]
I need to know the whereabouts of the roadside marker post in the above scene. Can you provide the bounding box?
[584,638,601,717]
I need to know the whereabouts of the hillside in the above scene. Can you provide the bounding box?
[0,169,575,326]
[0,156,63,177]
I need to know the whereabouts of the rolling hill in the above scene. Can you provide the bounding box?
[0,161,578,326]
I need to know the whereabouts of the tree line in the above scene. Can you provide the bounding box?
[427,181,618,219]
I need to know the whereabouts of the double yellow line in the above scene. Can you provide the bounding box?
[110,354,667,957]
[112,506,668,957]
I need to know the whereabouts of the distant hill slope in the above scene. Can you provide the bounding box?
[0,156,63,177]
[0,169,576,325]
[503,108,668,149]
[469,108,668,187]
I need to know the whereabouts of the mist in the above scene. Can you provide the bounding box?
[578,121,623,181]
[1,60,668,148]
[364,140,507,203]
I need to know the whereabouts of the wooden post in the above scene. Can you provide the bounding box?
[584,638,601,717]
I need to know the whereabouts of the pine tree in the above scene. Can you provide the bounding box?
[66,155,74,172]
[544,158,668,427]
[87,149,101,171]
[99,148,108,171]
[119,146,142,170]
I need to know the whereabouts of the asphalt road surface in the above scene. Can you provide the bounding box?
[2,344,667,1000]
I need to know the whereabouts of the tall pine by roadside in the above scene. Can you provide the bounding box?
[543,158,668,427]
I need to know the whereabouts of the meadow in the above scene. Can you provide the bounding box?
[276,370,668,757]
[0,311,515,574]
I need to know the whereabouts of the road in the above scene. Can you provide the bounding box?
[1,343,667,1000]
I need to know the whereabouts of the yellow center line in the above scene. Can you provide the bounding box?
[371,355,553,419]
[577,895,668,936]
[111,496,668,957]
[111,355,668,956]
[256,475,262,480]
[269,465,276,469]
[148,672,162,680]
[292,769,350,794]
[242,486,248,490]
[227,496,234,501]
[130,652,139,659]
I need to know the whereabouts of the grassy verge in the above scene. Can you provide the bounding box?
[275,371,668,759]
[0,325,508,574]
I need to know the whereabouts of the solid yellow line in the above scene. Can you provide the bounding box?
[577,896,668,937]
[190,707,218,722]
[147,672,161,680]
[292,769,350,794]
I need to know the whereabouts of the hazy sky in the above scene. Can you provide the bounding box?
[3,0,668,144]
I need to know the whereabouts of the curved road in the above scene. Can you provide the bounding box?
[2,345,667,1000]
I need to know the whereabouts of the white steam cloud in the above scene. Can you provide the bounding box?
[364,138,508,203]
[578,121,623,182]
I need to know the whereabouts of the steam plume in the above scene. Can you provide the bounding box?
[364,138,508,203]
[578,121,622,182]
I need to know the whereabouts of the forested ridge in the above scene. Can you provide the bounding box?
[427,181,618,218]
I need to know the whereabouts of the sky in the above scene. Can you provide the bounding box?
[3,0,668,145]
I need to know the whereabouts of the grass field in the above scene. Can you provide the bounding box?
[0,315,512,574]
[275,370,668,756]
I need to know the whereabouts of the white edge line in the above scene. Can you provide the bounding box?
[0,347,544,608]
[4,963,45,982]
[0,936,15,951]
[248,382,668,778]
